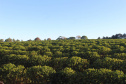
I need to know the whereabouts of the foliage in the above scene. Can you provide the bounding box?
[26,65,56,83]
[0,63,25,84]
[0,39,126,83]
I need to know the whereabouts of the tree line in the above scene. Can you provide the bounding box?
[98,33,126,39]
[0,35,88,42]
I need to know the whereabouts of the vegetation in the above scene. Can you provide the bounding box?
[0,38,126,84]
[100,33,126,39]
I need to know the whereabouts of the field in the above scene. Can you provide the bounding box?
[0,39,126,84]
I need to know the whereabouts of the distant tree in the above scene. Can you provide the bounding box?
[27,39,32,41]
[68,37,75,40]
[0,39,4,42]
[21,40,23,42]
[57,36,66,40]
[12,39,16,42]
[76,35,81,39]
[81,36,88,39]
[47,38,51,40]
[16,39,20,42]
[109,33,124,39]
[98,37,101,39]
[34,37,41,41]
[5,38,12,42]
[106,36,109,39]
[111,35,115,39]
[123,33,126,37]
[103,36,106,39]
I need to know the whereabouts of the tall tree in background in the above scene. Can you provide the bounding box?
[5,38,12,42]
[28,39,32,41]
[57,36,66,40]
[98,37,101,39]
[81,36,88,39]
[0,39,4,42]
[16,39,20,42]
[102,33,126,39]
[47,38,51,40]
[12,39,16,42]
[68,37,75,40]
[76,35,81,39]
[34,37,41,41]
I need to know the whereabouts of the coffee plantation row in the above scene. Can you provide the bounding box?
[0,39,126,84]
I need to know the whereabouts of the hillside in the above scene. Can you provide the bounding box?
[0,39,126,84]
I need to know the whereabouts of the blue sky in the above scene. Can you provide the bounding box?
[0,0,126,41]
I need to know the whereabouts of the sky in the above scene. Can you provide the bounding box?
[0,0,126,41]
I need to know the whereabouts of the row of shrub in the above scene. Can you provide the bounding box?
[0,63,125,84]
[0,39,126,83]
